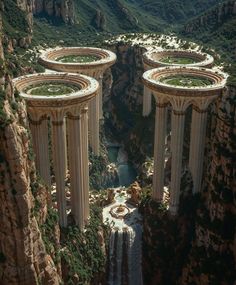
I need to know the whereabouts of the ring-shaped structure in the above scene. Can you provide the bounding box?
[143,66,227,98]
[13,72,99,108]
[39,47,117,73]
[143,49,214,69]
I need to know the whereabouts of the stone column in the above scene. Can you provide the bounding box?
[169,110,185,215]
[88,92,100,155]
[67,113,85,229]
[152,102,168,201]
[143,86,152,116]
[189,107,208,193]
[29,115,51,186]
[98,76,103,120]
[81,107,90,221]
[51,114,67,227]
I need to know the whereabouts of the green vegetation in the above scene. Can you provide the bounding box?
[160,74,213,87]
[25,82,80,96]
[160,56,197,64]
[2,0,29,39]
[40,205,108,285]
[56,54,100,63]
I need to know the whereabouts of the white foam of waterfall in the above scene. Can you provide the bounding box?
[115,230,123,285]
[108,229,116,284]
[127,225,143,285]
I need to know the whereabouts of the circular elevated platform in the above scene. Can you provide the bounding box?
[143,49,214,69]
[13,73,99,108]
[142,67,227,109]
[39,47,117,74]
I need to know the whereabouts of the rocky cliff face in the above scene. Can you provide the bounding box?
[33,0,76,24]
[179,87,236,285]
[184,0,236,33]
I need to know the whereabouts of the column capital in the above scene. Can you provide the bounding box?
[67,113,82,120]
[51,109,65,123]
[156,102,169,108]
[192,105,208,113]
[170,97,191,114]
[193,97,215,112]
[29,114,47,125]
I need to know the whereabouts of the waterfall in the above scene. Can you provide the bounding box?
[108,226,143,285]
[127,225,143,285]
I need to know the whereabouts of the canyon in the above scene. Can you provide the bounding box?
[0,1,235,285]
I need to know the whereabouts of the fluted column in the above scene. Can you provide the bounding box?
[51,115,67,227]
[152,102,168,201]
[143,86,152,116]
[169,110,185,215]
[81,107,90,221]
[67,113,85,229]
[88,92,100,155]
[189,107,208,193]
[98,76,103,120]
[29,115,51,186]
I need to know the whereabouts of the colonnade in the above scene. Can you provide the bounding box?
[143,67,226,215]
[14,73,98,228]
[29,106,90,227]
[39,47,117,156]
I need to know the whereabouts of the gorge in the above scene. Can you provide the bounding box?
[0,1,235,285]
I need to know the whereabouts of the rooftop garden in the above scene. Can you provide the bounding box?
[159,74,214,87]
[159,56,198,64]
[24,82,80,96]
[56,54,100,63]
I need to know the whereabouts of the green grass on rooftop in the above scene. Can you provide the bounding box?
[160,74,213,87]
[56,54,100,63]
[160,56,198,64]
[25,82,80,96]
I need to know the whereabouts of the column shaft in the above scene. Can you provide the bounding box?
[142,86,152,116]
[52,120,67,227]
[67,115,85,229]
[88,94,100,155]
[189,109,208,193]
[30,118,51,185]
[169,111,185,215]
[153,104,167,201]
[98,76,103,120]
[81,108,90,221]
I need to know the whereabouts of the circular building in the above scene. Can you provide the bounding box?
[13,73,99,228]
[39,47,117,155]
[142,49,214,116]
[142,66,227,214]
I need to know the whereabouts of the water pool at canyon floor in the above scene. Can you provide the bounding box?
[107,146,137,187]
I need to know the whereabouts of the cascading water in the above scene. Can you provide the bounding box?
[104,189,143,285]
[127,225,143,285]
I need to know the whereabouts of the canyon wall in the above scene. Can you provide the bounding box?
[0,19,61,282]
[184,0,236,33]
[32,0,76,24]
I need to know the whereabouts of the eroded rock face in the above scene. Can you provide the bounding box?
[32,0,76,24]
[179,87,236,285]
[0,79,61,284]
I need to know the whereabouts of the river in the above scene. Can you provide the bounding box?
[107,146,137,187]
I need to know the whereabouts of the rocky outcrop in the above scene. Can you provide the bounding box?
[184,0,236,33]
[178,87,236,285]
[0,82,61,284]
[92,9,106,30]
[32,0,76,24]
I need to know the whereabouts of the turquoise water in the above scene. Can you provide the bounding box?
[118,164,137,187]
[107,146,137,187]
[107,146,119,163]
